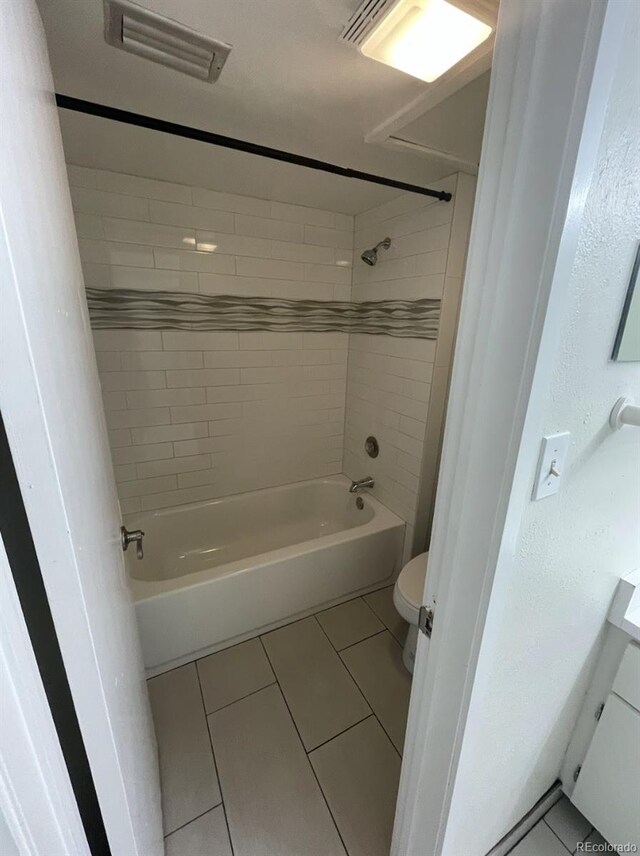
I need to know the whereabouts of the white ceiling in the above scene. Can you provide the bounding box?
[38,0,493,212]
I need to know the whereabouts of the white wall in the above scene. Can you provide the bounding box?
[344,174,476,556]
[66,166,351,511]
[443,9,640,853]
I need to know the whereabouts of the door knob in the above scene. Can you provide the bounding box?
[121,525,145,560]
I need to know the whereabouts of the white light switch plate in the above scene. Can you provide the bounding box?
[532,432,570,500]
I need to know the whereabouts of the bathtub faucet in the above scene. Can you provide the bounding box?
[349,476,375,493]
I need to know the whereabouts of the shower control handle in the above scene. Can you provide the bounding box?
[121,525,145,560]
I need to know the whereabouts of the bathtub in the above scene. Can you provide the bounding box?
[126,475,404,673]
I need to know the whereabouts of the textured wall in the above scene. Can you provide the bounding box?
[443,11,640,853]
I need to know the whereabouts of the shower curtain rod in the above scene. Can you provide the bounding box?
[55,94,453,202]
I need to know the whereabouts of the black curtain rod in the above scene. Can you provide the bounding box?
[55,94,452,203]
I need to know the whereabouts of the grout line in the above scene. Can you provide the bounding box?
[163,803,223,839]
[311,614,373,716]
[203,680,277,717]
[541,816,590,855]
[194,659,236,856]
[338,632,405,760]
[257,636,350,854]
[335,628,386,655]
[306,714,375,755]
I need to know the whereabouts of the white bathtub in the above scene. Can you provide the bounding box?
[126,476,404,673]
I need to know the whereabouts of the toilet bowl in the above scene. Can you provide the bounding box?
[393,551,429,674]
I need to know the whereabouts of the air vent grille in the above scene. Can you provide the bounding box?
[340,0,396,47]
[104,0,231,82]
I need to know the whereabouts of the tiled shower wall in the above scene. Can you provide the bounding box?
[68,165,474,544]
[67,165,352,512]
[343,173,476,556]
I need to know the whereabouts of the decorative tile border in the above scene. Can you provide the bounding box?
[86,287,440,339]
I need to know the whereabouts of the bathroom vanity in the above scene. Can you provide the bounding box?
[561,570,640,848]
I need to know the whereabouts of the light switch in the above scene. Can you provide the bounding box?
[532,432,570,500]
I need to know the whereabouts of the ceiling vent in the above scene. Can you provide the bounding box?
[104,0,232,82]
[340,0,395,47]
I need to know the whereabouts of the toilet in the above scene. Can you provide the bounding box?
[393,551,429,674]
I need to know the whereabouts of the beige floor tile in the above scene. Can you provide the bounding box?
[148,664,221,834]
[209,684,346,856]
[363,586,408,643]
[544,796,592,851]
[310,717,401,856]
[197,638,275,713]
[164,806,232,856]
[511,820,571,856]
[340,631,411,753]
[316,597,384,650]
[262,617,371,750]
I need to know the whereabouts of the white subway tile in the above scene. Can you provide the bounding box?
[136,454,211,479]
[119,497,141,514]
[96,352,121,372]
[195,231,271,258]
[304,263,351,285]
[149,200,234,233]
[82,263,112,288]
[101,391,127,411]
[131,423,209,445]
[66,164,98,187]
[103,217,195,248]
[238,332,303,350]
[114,464,137,483]
[112,443,173,465]
[177,468,219,489]
[118,475,178,498]
[70,187,149,220]
[240,366,301,385]
[398,415,425,440]
[140,484,221,510]
[236,256,304,281]
[110,266,198,292]
[236,214,303,242]
[93,330,163,351]
[120,351,203,370]
[100,371,166,391]
[271,240,334,264]
[303,225,353,249]
[78,239,155,268]
[125,388,205,408]
[166,369,240,388]
[105,408,171,429]
[74,213,104,239]
[303,332,348,349]
[153,248,236,274]
[94,171,192,204]
[192,187,271,216]
[269,201,336,228]
[169,403,241,423]
[108,428,132,448]
[162,331,238,350]
[203,350,271,368]
[198,273,272,297]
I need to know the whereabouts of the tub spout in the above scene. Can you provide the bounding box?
[349,476,375,493]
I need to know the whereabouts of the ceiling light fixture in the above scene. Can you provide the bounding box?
[360,0,492,83]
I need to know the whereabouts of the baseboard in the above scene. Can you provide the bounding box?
[486,781,563,856]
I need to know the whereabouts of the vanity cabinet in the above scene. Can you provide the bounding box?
[571,642,640,848]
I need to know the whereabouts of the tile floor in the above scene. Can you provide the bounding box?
[149,585,610,856]
[149,585,411,856]
[510,796,610,856]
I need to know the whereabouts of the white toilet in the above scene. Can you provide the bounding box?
[393,551,429,674]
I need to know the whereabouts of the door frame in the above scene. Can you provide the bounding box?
[392,0,630,853]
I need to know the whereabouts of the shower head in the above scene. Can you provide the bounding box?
[361,237,391,266]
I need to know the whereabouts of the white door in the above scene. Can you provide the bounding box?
[0,3,163,855]
[392,0,630,854]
